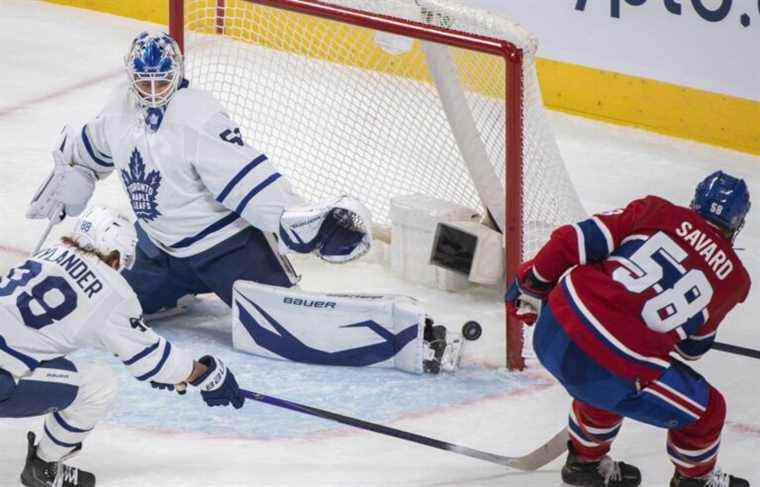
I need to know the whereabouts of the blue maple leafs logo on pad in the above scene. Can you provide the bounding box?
[121,148,162,221]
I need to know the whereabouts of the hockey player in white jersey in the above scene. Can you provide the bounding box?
[2,207,246,487]
[26,32,459,374]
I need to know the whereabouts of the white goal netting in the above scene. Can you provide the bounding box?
[178,0,585,263]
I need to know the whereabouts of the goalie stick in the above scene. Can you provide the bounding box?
[239,388,568,470]
[32,218,57,255]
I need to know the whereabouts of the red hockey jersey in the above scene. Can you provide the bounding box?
[533,195,751,382]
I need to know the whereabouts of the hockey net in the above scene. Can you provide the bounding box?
[169,0,586,369]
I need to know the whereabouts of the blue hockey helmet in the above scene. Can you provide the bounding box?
[125,32,183,109]
[691,170,750,240]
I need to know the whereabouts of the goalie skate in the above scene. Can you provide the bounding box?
[143,295,200,322]
[422,320,464,374]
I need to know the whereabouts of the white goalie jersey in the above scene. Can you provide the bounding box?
[0,244,194,382]
[65,82,304,258]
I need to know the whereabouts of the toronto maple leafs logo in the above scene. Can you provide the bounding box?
[121,148,162,221]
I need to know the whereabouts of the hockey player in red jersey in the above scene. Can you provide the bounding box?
[506,171,752,487]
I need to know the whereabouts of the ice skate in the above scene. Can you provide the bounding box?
[20,432,95,487]
[670,469,750,487]
[561,442,641,487]
[143,294,200,322]
[422,319,463,374]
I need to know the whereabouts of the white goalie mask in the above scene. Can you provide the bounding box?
[71,207,138,271]
[124,32,184,109]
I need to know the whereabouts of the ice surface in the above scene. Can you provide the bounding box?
[0,1,758,486]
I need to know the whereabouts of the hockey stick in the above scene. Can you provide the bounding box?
[239,389,567,470]
[31,219,57,255]
[713,341,760,360]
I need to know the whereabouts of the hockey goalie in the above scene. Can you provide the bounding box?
[26,31,461,375]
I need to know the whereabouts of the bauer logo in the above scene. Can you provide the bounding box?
[283,297,337,309]
[121,148,162,222]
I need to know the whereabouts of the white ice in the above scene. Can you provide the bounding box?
[0,1,759,486]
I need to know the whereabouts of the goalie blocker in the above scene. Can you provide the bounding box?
[231,281,463,374]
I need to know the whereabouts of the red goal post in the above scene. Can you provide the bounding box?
[168,0,585,370]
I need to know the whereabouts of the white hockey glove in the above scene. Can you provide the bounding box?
[26,128,97,223]
[278,195,373,264]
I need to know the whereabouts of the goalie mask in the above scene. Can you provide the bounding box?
[125,32,184,110]
[71,206,138,271]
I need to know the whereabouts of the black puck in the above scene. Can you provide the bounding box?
[462,321,482,341]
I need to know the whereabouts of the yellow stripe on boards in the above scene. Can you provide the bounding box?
[537,59,760,156]
[43,0,168,24]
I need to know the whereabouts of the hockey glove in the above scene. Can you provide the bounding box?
[505,260,554,326]
[189,356,245,409]
[279,195,373,263]
[27,138,96,223]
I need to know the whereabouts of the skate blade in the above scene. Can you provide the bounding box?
[440,334,463,372]
[144,295,200,321]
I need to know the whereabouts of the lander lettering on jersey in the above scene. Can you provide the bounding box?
[533,196,751,382]
[0,244,193,381]
[68,82,303,258]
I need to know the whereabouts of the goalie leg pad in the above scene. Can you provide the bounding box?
[231,281,425,373]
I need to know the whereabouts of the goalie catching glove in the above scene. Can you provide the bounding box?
[505,260,554,326]
[278,195,372,263]
[26,126,97,223]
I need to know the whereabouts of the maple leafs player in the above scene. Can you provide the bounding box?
[26,31,371,314]
[25,32,457,374]
[506,171,751,487]
[1,207,245,487]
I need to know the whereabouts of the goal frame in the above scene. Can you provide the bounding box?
[168,0,527,370]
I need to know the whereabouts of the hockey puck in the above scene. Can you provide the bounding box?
[462,321,482,341]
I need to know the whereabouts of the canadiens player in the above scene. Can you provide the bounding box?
[1,207,246,487]
[25,32,459,374]
[506,171,751,487]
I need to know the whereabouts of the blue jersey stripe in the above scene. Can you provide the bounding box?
[568,420,591,442]
[568,417,620,443]
[81,125,113,168]
[0,335,39,371]
[577,218,611,262]
[234,173,282,215]
[44,424,81,448]
[136,342,173,381]
[169,213,240,249]
[216,154,268,204]
[53,412,92,433]
[123,341,161,366]
[667,442,720,463]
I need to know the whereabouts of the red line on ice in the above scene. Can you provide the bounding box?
[0,70,120,118]
[726,421,760,437]
[0,245,27,258]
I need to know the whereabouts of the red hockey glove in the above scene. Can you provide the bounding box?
[504,261,554,326]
